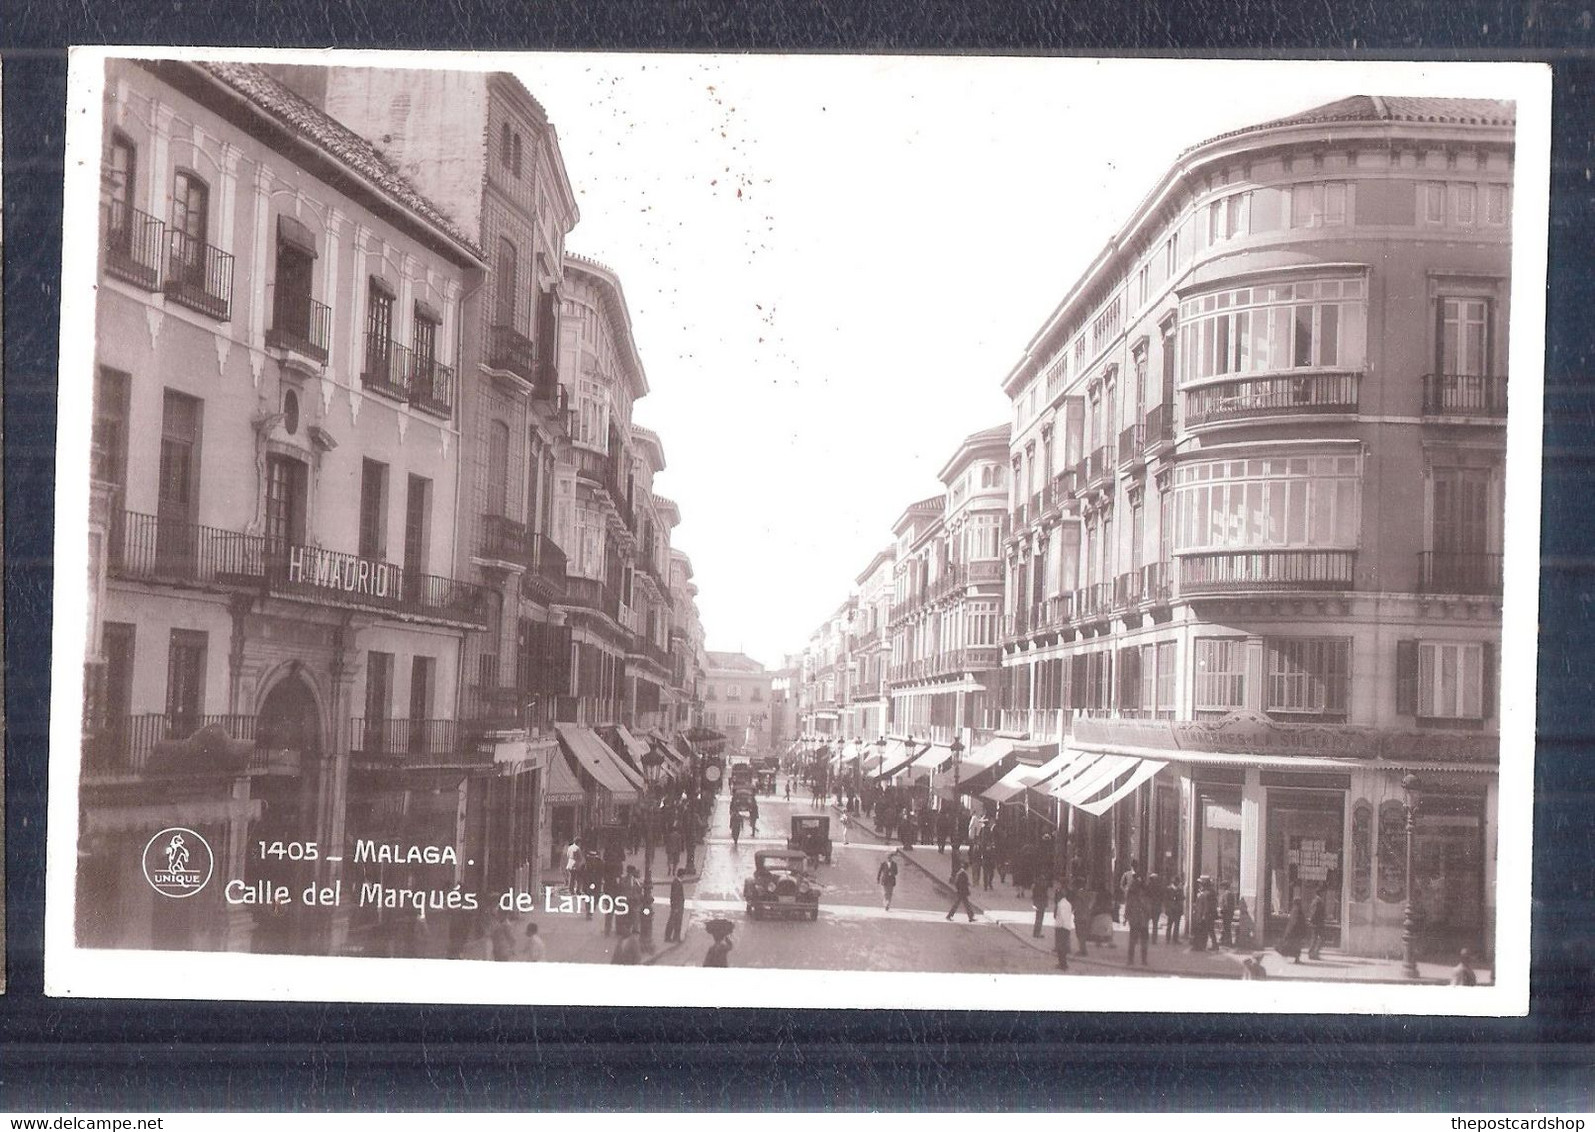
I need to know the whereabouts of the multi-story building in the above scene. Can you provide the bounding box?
[888,426,1010,747]
[848,549,895,742]
[702,652,776,752]
[83,60,490,953]
[997,95,1511,959]
[798,601,853,740]
[270,63,584,909]
[667,548,706,732]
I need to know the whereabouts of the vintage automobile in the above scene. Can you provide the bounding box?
[742,849,821,920]
[753,768,777,794]
[731,787,758,819]
[788,814,832,864]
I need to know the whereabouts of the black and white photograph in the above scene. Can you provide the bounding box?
[46,48,1549,1012]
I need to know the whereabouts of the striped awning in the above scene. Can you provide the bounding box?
[984,747,1075,804]
[872,741,917,780]
[557,724,642,803]
[1048,746,1168,817]
[545,744,588,804]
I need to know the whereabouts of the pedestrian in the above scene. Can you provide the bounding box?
[1306,886,1327,960]
[1074,886,1095,956]
[1165,876,1185,944]
[615,865,642,939]
[784,780,792,802]
[877,852,900,911]
[665,826,682,876]
[1219,881,1238,948]
[1030,873,1052,939]
[945,860,978,922]
[564,838,584,894]
[730,810,743,847]
[704,932,734,967]
[1450,948,1478,986]
[749,798,760,837]
[980,842,997,891]
[1124,866,1151,968]
[522,922,546,962]
[1145,872,1164,945]
[935,809,950,854]
[1189,877,1214,952]
[900,811,917,852]
[1276,896,1308,964]
[664,867,688,942]
[1053,885,1075,971]
[840,809,852,845]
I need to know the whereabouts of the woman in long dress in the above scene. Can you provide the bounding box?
[1276,897,1308,963]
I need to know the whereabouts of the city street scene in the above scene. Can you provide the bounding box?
[52,50,1542,1003]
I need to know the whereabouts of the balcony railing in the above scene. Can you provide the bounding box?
[1048,469,1076,511]
[102,201,164,289]
[1034,592,1073,632]
[107,511,489,627]
[1117,423,1145,467]
[1012,502,1028,529]
[561,576,622,621]
[163,230,234,320]
[525,534,568,596]
[486,323,539,386]
[1073,581,1113,621]
[351,718,473,768]
[1087,445,1116,487]
[1029,492,1042,519]
[1143,402,1174,451]
[1422,373,1508,418]
[362,331,411,401]
[1179,549,1356,594]
[84,713,257,778]
[408,353,456,419]
[1140,560,1172,605]
[1418,551,1504,595]
[1113,569,1143,609]
[267,287,332,362]
[1183,371,1360,427]
[478,513,528,561]
[968,560,1002,583]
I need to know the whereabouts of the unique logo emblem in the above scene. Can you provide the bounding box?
[142,827,214,898]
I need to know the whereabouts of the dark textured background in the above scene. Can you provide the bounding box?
[4,0,1594,1111]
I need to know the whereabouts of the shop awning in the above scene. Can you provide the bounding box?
[556,724,641,803]
[872,741,918,780]
[674,735,697,762]
[1048,748,1168,817]
[860,744,890,776]
[545,745,588,804]
[612,725,650,761]
[986,748,1076,804]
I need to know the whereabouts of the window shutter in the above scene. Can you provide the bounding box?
[1482,641,1496,719]
[1395,639,1418,716]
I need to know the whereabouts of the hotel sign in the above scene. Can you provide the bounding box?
[285,545,398,602]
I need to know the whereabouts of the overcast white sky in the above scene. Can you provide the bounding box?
[509,56,1530,669]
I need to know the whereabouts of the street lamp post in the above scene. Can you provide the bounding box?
[639,742,667,952]
[949,734,965,861]
[1401,773,1422,979]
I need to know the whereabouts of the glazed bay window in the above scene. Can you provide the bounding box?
[1264,638,1350,716]
[1175,454,1360,591]
[1194,638,1246,713]
[1288,182,1348,228]
[1180,277,1366,426]
[572,379,610,452]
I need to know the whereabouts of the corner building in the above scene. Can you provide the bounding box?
[83,60,489,953]
[999,97,1511,959]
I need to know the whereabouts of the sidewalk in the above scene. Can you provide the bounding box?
[837,802,1491,984]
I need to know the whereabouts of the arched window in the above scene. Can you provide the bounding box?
[495,238,518,328]
[512,132,524,178]
[487,420,510,518]
[500,122,513,169]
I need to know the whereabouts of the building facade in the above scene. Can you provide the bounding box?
[792,96,1511,961]
[703,652,776,753]
[84,59,489,953]
[996,95,1510,959]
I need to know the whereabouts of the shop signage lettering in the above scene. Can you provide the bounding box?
[287,546,395,599]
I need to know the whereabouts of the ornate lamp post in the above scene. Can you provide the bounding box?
[949,734,965,859]
[639,742,667,951]
[1402,772,1422,979]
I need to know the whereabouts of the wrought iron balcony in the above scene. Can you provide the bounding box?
[1034,592,1073,632]
[351,718,477,769]
[1418,551,1503,596]
[1422,373,1508,418]
[1087,445,1116,487]
[84,712,255,778]
[1117,424,1145,468]
[163,229,234,320]
[1184,371,1360,427]
[524,534,568,598]
[478,513,528,562]
[1113,569,1143,609]
[267,287,332,362]
[101,201,163,290]
[1140,560,1172,605]
[486,323,539,385]
[362,331,411,401]
[1073,581,1113,621]
[408,353,455,419]
[1179,549,1356,594]
[1143,403,1174,452]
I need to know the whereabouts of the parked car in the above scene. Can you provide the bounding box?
[742,850,821,921]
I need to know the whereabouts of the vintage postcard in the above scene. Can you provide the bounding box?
[46,48,1548,1013]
